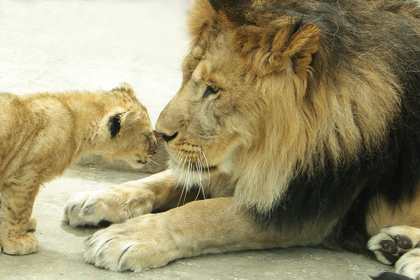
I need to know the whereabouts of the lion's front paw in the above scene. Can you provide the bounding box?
[368,225,420,265]
[84,214,179,272]
[63,187,154,227]
[0,232,38,255]
[63,190,133,227]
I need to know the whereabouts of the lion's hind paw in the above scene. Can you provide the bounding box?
[368,226,420,279]
[395,249,420,280]
[368,226,419,265]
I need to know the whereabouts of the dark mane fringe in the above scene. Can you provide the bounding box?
[209,0,252,24]
[242,0,420,253]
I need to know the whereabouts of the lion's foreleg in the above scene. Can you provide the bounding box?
[64,170,199,227]
[0,181,39,255]
[83,197,315,272]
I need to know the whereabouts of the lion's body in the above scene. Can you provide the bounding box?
[64,0,420,278]
[0,84,157,255]
[160,0,420,249]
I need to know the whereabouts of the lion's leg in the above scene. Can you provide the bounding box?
[0,182,39,255]
[368,226,420,279]
[64,170,199,227]
[83,197,320,272]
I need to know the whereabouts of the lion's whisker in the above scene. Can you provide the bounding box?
[194,160,202,201]
[201,150,211,185]
[176,151,186,207]
[197,158,207,201]
[174,152,182,177]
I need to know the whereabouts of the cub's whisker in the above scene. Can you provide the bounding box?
[147,158,160,166]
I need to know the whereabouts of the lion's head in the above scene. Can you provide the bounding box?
[156,0,400,212]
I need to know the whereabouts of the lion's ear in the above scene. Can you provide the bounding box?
[234,22,320,77]
[278,23,320,78]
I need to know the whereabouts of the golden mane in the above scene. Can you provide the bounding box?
[187,0,402,212]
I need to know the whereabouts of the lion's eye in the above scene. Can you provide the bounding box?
[203,85,220,98]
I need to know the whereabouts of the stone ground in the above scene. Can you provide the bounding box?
[0,166,391,280]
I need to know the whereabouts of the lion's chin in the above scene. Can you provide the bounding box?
[169,163,218,187]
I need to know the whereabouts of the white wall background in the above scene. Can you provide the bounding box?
[0,0,191,126]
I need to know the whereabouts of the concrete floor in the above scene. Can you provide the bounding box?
[0,166,392,280]
[0,1,395,278]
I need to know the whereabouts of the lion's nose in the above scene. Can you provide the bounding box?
[161,132,178,142]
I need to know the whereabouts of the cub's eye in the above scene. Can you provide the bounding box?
[203,85,220,98]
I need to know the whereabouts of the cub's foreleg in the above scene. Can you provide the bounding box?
[0,180,39,255]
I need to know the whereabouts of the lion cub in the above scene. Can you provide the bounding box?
[0,83,157,255]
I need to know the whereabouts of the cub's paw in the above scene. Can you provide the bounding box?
[0,232,38,255]
[63,188,154,227]
[368,225,420,265]
[27,215,37,232]
[84,214,179,271]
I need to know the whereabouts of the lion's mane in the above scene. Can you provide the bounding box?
[187,0,420,249]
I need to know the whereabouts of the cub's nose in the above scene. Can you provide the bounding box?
[150,139,158,155]
[147,131,158,155]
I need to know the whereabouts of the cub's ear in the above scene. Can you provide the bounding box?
[111,82,135,98]
[108,110,138,139]
[234,21,320,77]
[108,113,122,139]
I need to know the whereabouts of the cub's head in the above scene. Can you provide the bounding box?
[156,0,320,189]
[96,83,158,168]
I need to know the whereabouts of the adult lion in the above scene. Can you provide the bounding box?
[65,0,420,278]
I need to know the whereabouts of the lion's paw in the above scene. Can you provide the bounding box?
[63,190,131,227]
[63,187,154,227]
[0,232,38,255]
[368,226,420,266]
[64,191,111,227]
[393,249,420,280]
[84,215,178,272]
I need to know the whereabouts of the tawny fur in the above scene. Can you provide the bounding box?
[173,0,402,212]
[0,83,157,255]
[63,0,420,277]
